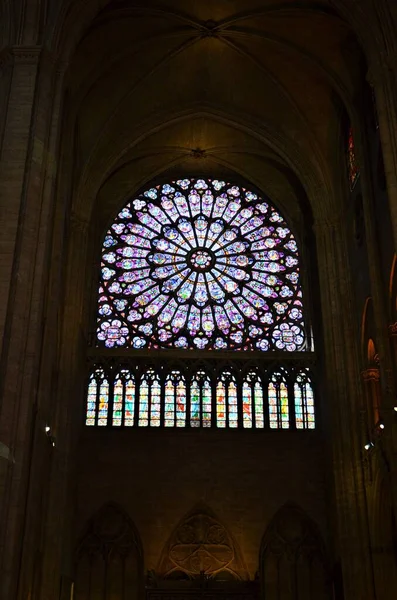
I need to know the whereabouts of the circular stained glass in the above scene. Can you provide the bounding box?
[97,178,306,351]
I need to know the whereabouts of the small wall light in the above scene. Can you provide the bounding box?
[394,407,397,413]
[45,425,51,434]
[364,442,374,451]
[379,423,385,430]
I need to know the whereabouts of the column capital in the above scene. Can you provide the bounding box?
[389,322,397,337]
[0,46,43,68]
[361,367,380,383]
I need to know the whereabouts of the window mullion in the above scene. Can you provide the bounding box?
[237,380,243,429]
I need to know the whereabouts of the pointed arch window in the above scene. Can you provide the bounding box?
[268,372,289,429]
[242,371,265,429]
[165,371,187,427]
[294,370,315,429]
[190,371,212,428]
[112,369,135,426]
[216,371,238,428]
[85,367,109,427]
[138,369,161,427]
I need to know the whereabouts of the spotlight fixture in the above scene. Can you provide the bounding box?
[364,442,374,451]
[394,407,397,412]
[45,425,51,434]
[379,423,385,430]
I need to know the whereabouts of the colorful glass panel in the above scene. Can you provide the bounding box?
[242,382,253,428]
[125,379,135,426]
[254,381,264,428]
[242,371,264,429]
[138,380,149,426]
[268,382,278,429]
[294,371,315,429]
[98,379,109,426]
[176,380,186,427]
[202,379,212,427]
[269,373,289,429]
[216,382,226,428]
[280,382,289,429]
[150,380,161,427]
[190,380,201,427]
[86,375,98,426]
[347,127,359,190]
[228,380,238,428]
[112,378,124,426]
[86,366,315,430]
[165,372,186,427]
[97,179,306,351]
[165,380,175,427]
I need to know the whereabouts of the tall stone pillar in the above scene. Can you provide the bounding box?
[0,47,63,600]
[370,61,397,251]
[314,218,376,600]
[39,213,90,600]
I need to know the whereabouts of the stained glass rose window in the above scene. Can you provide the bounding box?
[97,179,306,351]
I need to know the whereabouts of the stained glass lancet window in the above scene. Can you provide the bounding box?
[165,371,187,427]
[216,371,238,428]
[294,370,315,429]
[97,179,307,352]
[138,369,160,427]
[347,127,359,190]
[268,372,289,429]
[112,369,135,426]
[242,371,265,429]
[190,371,212,428]
[85,367,109,427]
[84,365,316,429]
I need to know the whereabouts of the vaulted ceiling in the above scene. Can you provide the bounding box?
[63,0,367,226]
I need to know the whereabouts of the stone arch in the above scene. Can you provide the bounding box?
[157,504,248,580]
[48,1,387,81]
[74,502,143,600]
[259,504,331,600]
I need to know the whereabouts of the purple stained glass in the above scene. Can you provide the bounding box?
[97,179,306,351]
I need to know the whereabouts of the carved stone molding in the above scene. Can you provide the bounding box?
[158,506,247,580]
[389,322,397,337]
[362,368,380,382]
[76,502,143,560]
[260,505,330,599]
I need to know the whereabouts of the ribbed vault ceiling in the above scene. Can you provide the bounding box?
[64,0,364,225]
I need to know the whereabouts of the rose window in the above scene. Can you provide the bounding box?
[97,179,307,351]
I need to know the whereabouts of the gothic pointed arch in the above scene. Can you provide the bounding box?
[157,504,248,580]
[74,502,143,600]
[259,504,331,600]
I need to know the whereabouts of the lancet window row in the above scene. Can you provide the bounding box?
[85,365,315,430]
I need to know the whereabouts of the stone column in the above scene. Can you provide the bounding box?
[370,60,397,251]
[0,47,63,600]
[354,118,397,527]
[314,217,376,600]
[38,212,90,600]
